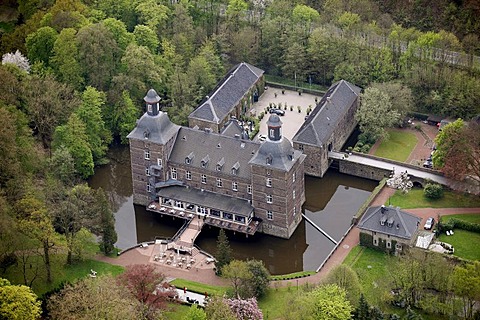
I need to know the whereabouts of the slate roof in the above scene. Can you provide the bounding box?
[188,62,264,124]
[127,111,180,144]
[168,127,260,179]
[249,137,305,172]
[157,185,254,216]
[220,119,248,139]
[293,80,361,146]
[357,206,421,240]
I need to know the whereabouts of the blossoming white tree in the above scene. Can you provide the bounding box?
[2,50,31,73]
[387,169,413,193]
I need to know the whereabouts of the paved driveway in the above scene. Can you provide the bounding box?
[249,88,321,141]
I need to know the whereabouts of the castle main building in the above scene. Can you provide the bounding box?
[128,85,306,239]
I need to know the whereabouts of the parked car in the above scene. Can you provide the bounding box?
[424,217,435,230]
[269,108,285,116]
[423,160,433,168]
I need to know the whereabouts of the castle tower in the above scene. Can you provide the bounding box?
[249,114,306,238]
[127,89,180,205]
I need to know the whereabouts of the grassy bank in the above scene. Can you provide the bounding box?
[374,130,418,162]
[388,188,480,209]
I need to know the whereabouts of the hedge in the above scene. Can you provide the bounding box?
[438,218,480,233]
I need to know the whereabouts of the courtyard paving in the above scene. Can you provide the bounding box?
[249,87,320,140]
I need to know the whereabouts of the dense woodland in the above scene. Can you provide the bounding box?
[0,0,480,319]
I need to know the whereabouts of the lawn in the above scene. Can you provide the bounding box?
[388,188,480,209]
[441,213,480,224]
[343,246,390,306]
[3,254,124,297]
[343,246,448,320]
[170,278,228,296]
[374,130,418,162]
[437,229,480,261]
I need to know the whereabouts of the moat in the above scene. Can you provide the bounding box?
[89,146,377,275]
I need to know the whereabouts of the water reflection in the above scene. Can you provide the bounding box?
[89,146,377,275]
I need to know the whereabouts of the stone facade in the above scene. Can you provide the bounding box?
[129,85,305,239]
[293,80,361,178]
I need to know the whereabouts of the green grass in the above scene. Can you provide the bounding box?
[441,214,480,224]
[258,286,295,320]
[3,254,124,297]
[169,278,228,296]
[388,188,480,209]
[164,303,192,319]
[437,229,480,261]
[343,246,390,305]
[374,130,418,162]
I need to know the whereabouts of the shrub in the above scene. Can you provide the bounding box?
[360,144,371,153]
[424,183,444,199]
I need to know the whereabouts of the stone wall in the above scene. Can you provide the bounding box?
[338,160,391,181]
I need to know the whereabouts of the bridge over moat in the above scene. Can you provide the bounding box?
[328,151,480,195]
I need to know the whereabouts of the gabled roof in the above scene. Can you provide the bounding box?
[357,206,421,240]
[220,119,248,139]
[127,111,180,144]
[188,62,264,124]
[293,80,361,146]
[168,127,260,179]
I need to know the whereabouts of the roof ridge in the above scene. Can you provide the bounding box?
[207,100,219,123]
[242,62,262,77]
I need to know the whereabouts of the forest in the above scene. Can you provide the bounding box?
[0,0,479,318]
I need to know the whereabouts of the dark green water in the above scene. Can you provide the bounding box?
[89,145,377,275]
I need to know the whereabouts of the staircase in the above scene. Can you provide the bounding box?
[172,216,205,253]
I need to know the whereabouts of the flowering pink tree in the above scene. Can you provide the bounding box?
[225,297,263,320]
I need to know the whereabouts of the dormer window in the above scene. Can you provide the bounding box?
[185,152,194,165]
[216,157,225,171]
[387,217,394,228]
[266,154,273,165]
[143,130,150,139]
[380,215,387,226]
[232,162,240,175]
[201,155,210,168]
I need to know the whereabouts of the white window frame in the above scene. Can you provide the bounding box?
[293,172,296,183]
[201,174,207,184]
[267,210,273,220]
[144,150,150,160]
[266,178,272,187]
[216,178,222,187]
[147,104,152,113]
[387,241,392,249]
[185,158,191,164]
[232,181,238,191]
[146,183,151,192]
[171,167,177,180]
[145,167,150,176]
[293,207,296,216]
[269,128,274,139]
[293,190,296,199]
[247,185,252,194]
[266,194,273,204]
[186,171,191,180]
[157,158,162,166]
